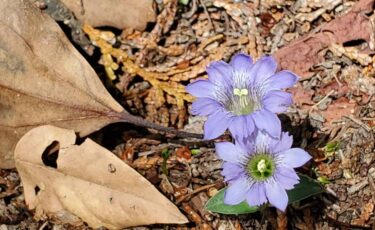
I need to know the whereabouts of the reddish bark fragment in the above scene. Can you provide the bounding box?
[274,0,375,79]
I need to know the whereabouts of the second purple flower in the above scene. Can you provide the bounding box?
[216,131,312,211]
[186,53,298,140]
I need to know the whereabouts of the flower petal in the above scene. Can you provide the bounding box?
[215,142,246,164]
[204,111,231,140]
[236,138,255,157]
[275,167,300,190]
[264,70,298,90]
[186,80,215,98]
[265,181,288,211]
[224,176,249,205]
[279,148,312,168]
[246,183,267,206]
[228,115,255,141]
[207,61,233,86]
[230,53,253,73]
[262,91,293,113]
[252,109,281,139]
[278,166,299,180]
[249,56,277,86]
[270,132,293,153]
[191,97,222,116]
[221,162,244,182]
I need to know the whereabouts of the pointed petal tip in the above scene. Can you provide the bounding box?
[229,53,254,74]
[265,182,288,212]
[280,148,312,168]
[185,79,215,98]
[206,61,234,86]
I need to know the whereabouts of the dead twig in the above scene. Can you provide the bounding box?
[176,183,216,204]
[344,115,372,132]
[309,90,335,113]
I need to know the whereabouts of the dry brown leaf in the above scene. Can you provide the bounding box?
[0,0,127,169]
[274,0,375,79]
[60,0,155,30]
[320,97,357,126]
[14,125,188,229]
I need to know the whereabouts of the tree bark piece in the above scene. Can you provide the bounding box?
[274,0,375,79]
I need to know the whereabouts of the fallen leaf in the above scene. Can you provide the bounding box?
[14,125,188,229]
[0,0,125,168]
[60,0,156,30]
[0,0,162,169]
[320,97,357,126]
[175,146,192,161]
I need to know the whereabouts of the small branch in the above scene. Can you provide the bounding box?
[119,111,204,139]
[344,115,372,132]
[309,90,335,113]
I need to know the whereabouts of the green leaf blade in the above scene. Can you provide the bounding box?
[287,174,325,204]
[205,174,325,215]
[204,189,258,215]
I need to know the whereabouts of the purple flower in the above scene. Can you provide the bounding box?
[216,131,311,211]
[186,53,298,140]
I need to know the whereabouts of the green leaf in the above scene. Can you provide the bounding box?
[179,0,189,5]
[287,174,325,203]
[190,149,200,155]
[325,141,340,153]
[161,149,170,176]
[161,149,170,160]
[317,175,330,185]
[205,174,325,215]
[204,189,259,215]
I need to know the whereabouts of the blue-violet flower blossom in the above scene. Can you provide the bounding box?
[186,53,298,140]
[216,131,311,211]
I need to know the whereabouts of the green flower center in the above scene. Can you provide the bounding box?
[247,154,275,181]
[228,88,260,115]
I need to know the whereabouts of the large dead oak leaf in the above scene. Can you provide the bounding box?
[60,0,156,30]
[14,125,187,229]
[0,0,128,169]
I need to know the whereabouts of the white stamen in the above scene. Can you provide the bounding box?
[257,159,267,173]
[233,88,248,96]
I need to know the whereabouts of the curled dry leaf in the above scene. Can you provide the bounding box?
[0,0,126,169]
[0,0,186,169]
[14,125,188,229]
[60,0,155,30]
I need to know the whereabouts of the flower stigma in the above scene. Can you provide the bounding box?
[257,159,267,173]
[228,88,260,115]
[247,154,275,181]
